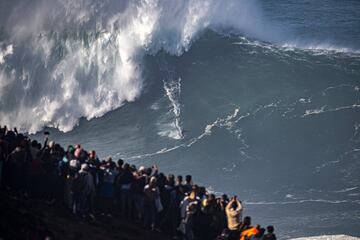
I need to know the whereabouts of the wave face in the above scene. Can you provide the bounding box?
[0,0,269,133]
[2,0,360,239]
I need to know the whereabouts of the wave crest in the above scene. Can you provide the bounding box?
[0,0,267,133]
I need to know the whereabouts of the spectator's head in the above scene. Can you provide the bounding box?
[187,202,197,214]
[243,216,251,226]
[31,140,38,148]
[74,147,82,159]
[149,176,157,186]
[48,141,55,149]
[117,159,124,167]
[67,145,75,154]
[139,166,146,174]
[189,190,197,200]
[267,225,274,233]
[123,163,130,171]
[185,175,192,184]
[89,150,96,159]
[167,174,175,186]
[177,175,183,184]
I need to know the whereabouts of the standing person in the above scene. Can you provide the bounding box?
[87,150,100,214]
[0,140,6,188]
[180,190,199,220]
[181,202,197,240]
[78,164,96,218]
[99,158,117,216]
[183,175,193,194]
[133,166,147,220]
[143,176,160,231]
[225,196,243,240]
[119,163,134,219]
[6,143,27,191]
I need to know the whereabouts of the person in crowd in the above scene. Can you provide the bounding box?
[176,175,183,187]
[239,216,252,232]
[225,196,243,240]
[216,229,230,240]
[217,194,229,232]
[71,164,86,215]
[6,142,28,193]
[263,225,277,240]
[77,163,96,218]
[240,224,261,240]
[183,175,193,194]
[118,163,134,218]
[180,189,200,220]
[0,139,7,188]
[252,228,266,240]
[143,176,160,231]
[181,201,197,240]
[133,166,147,220]
[29,151,44,198]
[99,157,117,216]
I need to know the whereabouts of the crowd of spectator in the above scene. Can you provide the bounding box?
[0,125,277,240]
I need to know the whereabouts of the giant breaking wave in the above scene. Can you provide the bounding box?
[0,0,269,133]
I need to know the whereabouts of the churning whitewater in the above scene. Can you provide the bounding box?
[0,0,270,133]
[1,0,360,239]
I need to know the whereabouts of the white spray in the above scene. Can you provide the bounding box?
[0,0,269,133]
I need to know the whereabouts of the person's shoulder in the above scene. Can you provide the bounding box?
[263,233,276,240]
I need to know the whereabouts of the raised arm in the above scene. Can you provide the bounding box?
[235,199,243,212]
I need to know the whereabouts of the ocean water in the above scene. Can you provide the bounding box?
[1,0,360,239]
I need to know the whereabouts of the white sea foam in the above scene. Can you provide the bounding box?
[302,104,360,118]
[158,77,183,140]
[0,44,13,64]
[245,199,360,206]
[290,235,360,240]
[0,0,269,133]
[234,36,360,57]
[334,187,358,193]
[125,108,241,159]
[281,42,360,55]
[125,100,284,160]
